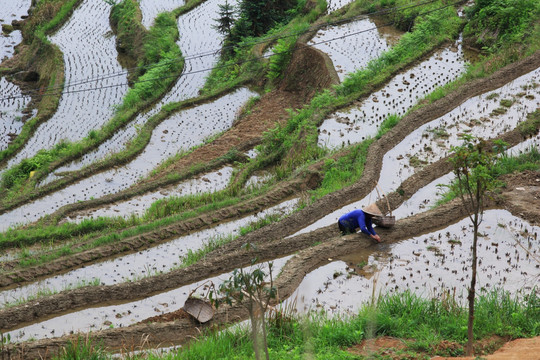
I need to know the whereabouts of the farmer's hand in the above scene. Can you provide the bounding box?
[371,234,381,242]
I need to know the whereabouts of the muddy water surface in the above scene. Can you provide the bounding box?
[318,37,469,149]
[5,0,129,171]
[326,0,356,13]
[73,166,234,221]
[392,173,454,219]
[140,0,185,28]
[0,199,298,307]
[285,210,539,315]
[0,88,255,231]
[7,256,292,342]
[0,0,30,28]
[308,18,399,82]
[0,78,30,150]
[378,67,540,194]
[0,29,22,61]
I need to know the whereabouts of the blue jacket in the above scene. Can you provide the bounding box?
[338,209,376,235]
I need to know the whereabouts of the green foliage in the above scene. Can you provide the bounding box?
[232,0,298,41]
[376,114,401,139]
[437,145,540,206]
[464,0,540,52]
[1,141,69,189]
[448,135,507,212]
[267,22,309,81]
[128,290,539,359]
[213,0,236,37]
[518,109,540,137]
[53,336,109,360]
[210,260,277,360]
[311,140,371,200]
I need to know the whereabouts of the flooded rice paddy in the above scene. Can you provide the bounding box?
[0,88,255,231]
[287,210,539,315]
[0,28,22,61]
[8,256,292,342]
[308,18,398,82]
[45,0,235,174]
[326,0,357,13]
[0,1,31,150]
[73,166,234,221]
[0,199,298,308]
[140,0,186,29]
[378,66,540,193]
[318,37,469,149]
[0,78,31,151]
[5,0,129,172]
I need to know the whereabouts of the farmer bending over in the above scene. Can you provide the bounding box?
[338,203,382,242]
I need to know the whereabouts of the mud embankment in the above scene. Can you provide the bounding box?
[5,180,540,359]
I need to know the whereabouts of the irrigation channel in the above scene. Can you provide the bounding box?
[3,0,129,173]
[0,0,539,356]
[0,1,32,151]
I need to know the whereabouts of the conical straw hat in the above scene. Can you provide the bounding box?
[363,203,382,216]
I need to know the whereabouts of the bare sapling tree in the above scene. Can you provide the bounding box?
[449,135,506,356]
[210,244,276,360]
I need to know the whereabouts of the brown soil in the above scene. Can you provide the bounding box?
[348,336,409,357]
[431,336,540,360]
[347,335,512,359]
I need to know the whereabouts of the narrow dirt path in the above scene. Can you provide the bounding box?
[431,336,540,360]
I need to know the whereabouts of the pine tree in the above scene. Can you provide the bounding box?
[213,0,236,38]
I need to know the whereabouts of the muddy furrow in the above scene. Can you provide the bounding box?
[0,174,313,287]
[8,187,540,358]
[2,106,538,332]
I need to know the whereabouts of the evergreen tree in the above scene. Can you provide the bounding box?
[213,0,236,38]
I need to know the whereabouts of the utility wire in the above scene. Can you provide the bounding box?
[0,0,444,98]
[0,0,461,103]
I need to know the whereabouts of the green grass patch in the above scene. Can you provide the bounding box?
[436,143,540,206]
[59,290,538,359]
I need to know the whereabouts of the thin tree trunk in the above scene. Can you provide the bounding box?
[466,212,479,356]
[260,312,270,360]
[250,312,262,360]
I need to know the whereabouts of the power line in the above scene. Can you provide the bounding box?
[0,0,460,102]
[0,0,444,100]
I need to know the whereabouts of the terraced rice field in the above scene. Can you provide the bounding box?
[0,0,538,357]
[4,0,129,172]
